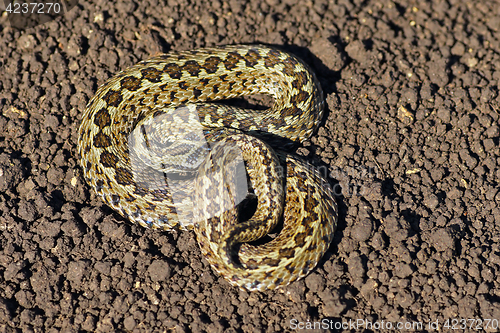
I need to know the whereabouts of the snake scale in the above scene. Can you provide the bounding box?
[78,45,337,291]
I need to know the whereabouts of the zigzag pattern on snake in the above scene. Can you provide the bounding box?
[78,45,337,291]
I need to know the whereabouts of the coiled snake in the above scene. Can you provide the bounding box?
[78,45,337,291]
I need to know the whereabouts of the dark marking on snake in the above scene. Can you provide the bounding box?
[244,49,261,67]
[114,167,134,186]
[141,67,162,83]
[93,131,112,148]
[223,52,243,70]
[100,151,119,168]
[203,56,222,74]
[163,63,182,79]
[279,247,296,259]
[120,76,142,91]
[102,90,123,107]
[260,257,281,267]
[111,194,120,205]
[183,60,202,77]
[294,232,308,245]
[193,87,202,98]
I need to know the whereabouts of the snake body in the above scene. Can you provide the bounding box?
[78,45,337,291]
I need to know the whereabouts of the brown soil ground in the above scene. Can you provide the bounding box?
[1,0,500,332]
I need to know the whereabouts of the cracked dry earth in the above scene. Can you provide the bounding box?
[1,0,500,332]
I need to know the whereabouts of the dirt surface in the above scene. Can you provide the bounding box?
[1,0,500,332]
